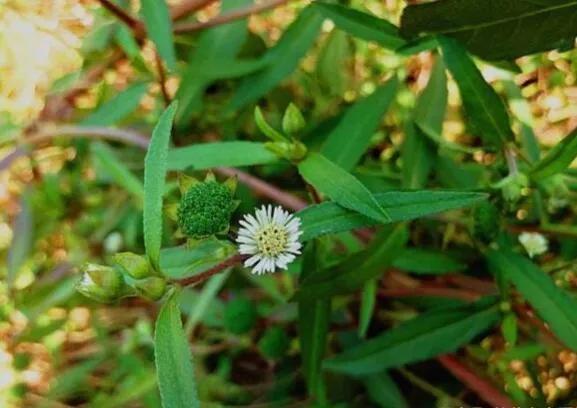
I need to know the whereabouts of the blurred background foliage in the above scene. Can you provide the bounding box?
[4,0,577,407]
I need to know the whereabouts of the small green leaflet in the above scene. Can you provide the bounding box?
[364,373,408,408]
[143,101,178,271]
[227,5,323,111]
[295,225,408,300]
[167,141,278,170]
[487,250,577,351]
[298,190,487,241]
[322,77,398,171]
[313,2,406,50]
[359,279,377,338]
[154,291,200,408]
[92,142,144,203]
[438,37,514,147]
[298,152,391,224]
[324,296,500,375]
[530,127,577,180]
[401,121,434,189]
[140,0,176,71]
[81,82,148,126]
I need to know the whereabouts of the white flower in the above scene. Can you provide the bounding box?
[236,205,302,274]
[519,232,548,258]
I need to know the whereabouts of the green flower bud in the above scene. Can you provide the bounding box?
[76,263,127,303]
[496,172,529,202]
[264,140,307,161]
[282,103,305,135]
[112,252,151,279]
[133,276,167,301]
[178,180,236,238]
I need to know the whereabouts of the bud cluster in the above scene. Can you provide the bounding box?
[76,252,168,303]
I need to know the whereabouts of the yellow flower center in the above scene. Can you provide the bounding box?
[255,223,287,257]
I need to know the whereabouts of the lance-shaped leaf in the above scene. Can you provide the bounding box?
[322,77,398,171]
[155,291,200,408]
[295,225,408,300]
[400,0,577,60]
[438,37,514,147]
[324,296,500,375]
[530,127,577,180]
[299,152,391,223]
[298,190,487,241]
[167,141,278,170]
[227,5,323,110]
[313,2,405,49]
[298,241,331,398]
[143,102,178,271]
[487,250,577,351]
[141,0,176,70]
[81,82,148,126]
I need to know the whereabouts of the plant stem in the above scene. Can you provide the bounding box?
[170,0,218,20]
[176,254,247,287]
[397,367,469,407]
[174,0,290,33]
[97,0,141,30]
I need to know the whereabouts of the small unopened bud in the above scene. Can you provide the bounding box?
[282,103,305,136]
[76,263,126,303]
[265,140,307,162]
[112,252,151,279]
[496,173,529,203]
[134,276,167,301]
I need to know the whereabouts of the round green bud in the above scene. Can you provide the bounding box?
[258,327,290,360]
[134,277,167,301]
[178,181,235,238]
[224,298,256,335]
[112,252,151,279]
[76,263,127,303]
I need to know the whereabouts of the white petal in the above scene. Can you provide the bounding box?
[236,235,256,244]
[239,244,258,254]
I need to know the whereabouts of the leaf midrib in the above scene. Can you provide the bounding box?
[436,1,577,35]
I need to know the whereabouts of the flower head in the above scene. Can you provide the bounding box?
[236,205,302,274]
[519,232,548,258]
[178,179,236,238]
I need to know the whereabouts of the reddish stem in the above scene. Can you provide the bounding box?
[176,254,246,287]
[437,355,513,408]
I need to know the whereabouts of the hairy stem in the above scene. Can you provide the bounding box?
[176,254,247,287]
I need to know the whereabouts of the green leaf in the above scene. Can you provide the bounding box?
[401,121,434,189]
[254,107,287,142]
[324,296,500,375]
[298,190,487,241]
[140,0,176,71]
[175,0,253,123]
[227,5,323,110]
[400,0,577,60]
[313,2,405,49]
[298,241,330,399]
[392,248,466,275]
[92,142,144,203]
[322,77,398,171]
[530,127,577,180]
[359,279,377,338]
[414,57,447,140]
[167,141,278,170]
[364,373,408,408]
[298,152,391,223]
[160,240,236,279]
[7,190,33,287]
[143,102,178,271]
[81,82,148,126]
[295,225,408,299]
[154,291,200,408]
[438,36,514,147]
[487,249,577,351]
[503,80,540,163]
[316,29,351,96]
